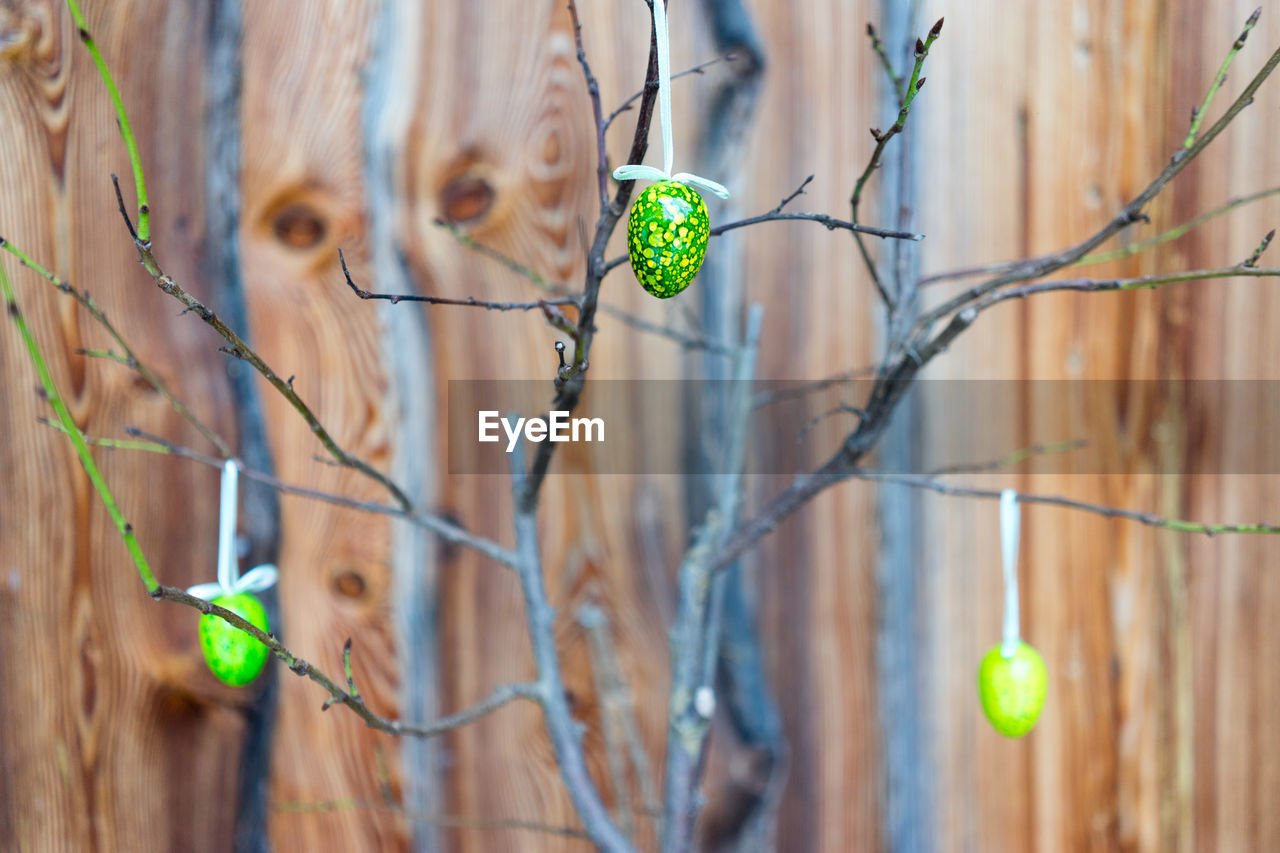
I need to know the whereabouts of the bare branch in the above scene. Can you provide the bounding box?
[920,185,1280,286]
[916,39,1280,331]
[339,248,576,311]
[926,439,1089,476]
[865,22,905,101]
[848,471,1280,536]
[603,53,737,133]
[1185,7,1262,148]
[567,0,610,211]
[1,237,230,456]
[850,17,944,307]
[120,427,520,569]
[967,265,1280,317]
[508,443,637,853]
[156,585,540,737]
[769,174,814,215]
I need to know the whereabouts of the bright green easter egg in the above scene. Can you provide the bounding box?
[626,181,711,298]
[199,593,270,687]
[978,641,1047,737]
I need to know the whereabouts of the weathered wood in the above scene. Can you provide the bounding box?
[5,1,1280,851]
[229,2,410,850]
[0,0,242,850]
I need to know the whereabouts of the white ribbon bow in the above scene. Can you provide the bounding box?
[188,459,278,601]
[611,0,730,199]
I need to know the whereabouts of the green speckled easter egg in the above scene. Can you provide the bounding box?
[626,181,711,298]
[199,593,270,687]
[978,641,1047,738]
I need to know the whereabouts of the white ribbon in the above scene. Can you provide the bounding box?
[999,488,1021,658]
[611,0,730,200]
[188,459,278,601]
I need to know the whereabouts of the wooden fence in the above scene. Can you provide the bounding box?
[2,0,1279,850]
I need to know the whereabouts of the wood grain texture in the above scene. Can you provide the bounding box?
[232,1,409,850]
[0,0,244,850]
[5,0,1280,851]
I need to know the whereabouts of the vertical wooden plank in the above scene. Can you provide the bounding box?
[400,1,678,847]
[736,0,884,849]
[1,0,244,849]
[1175,4,1280,851]
[914,1,1280,852]
[230,2,407,850]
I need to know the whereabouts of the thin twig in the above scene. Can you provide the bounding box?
[603,53,736,133]
[925,439,1090,476]
[159,584,540,736]
[850,17,944,307]
[339,248,576,311]
[65,0,150,243]
[567,0,610,211]
[2,236,231,456]
[601,210,923,277]
[769,175,814,215]
[919,185,1280,286]
[508,443,637,853]
[750,366,879,408]
[866,22,906,101]
[712,210,923,241]
[433,219,560,293]
[117,427,520,570]
[1185,7,1262,148]
[1242,229,1275,267]
[967,265,1280,316]
[847,471,1280,536]
[518,8,664,512]
[662,305,763,853]
[2,256,157,590]
[596,302,736,355]
[916,36,1280,333]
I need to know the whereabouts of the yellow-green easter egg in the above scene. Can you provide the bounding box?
[626,181,711,298]
[978,641,1047,737]
[199,592,270,687]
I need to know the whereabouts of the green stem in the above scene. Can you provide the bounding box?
[865,23,906,101]
[64,0,150,244]
[1185,7,1261,149]
[36,418,170,454]
[1,239,231,456]
[850,17,943,305]
[1,257,158,592]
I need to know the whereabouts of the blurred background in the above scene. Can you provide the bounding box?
[2,0,1279,850]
